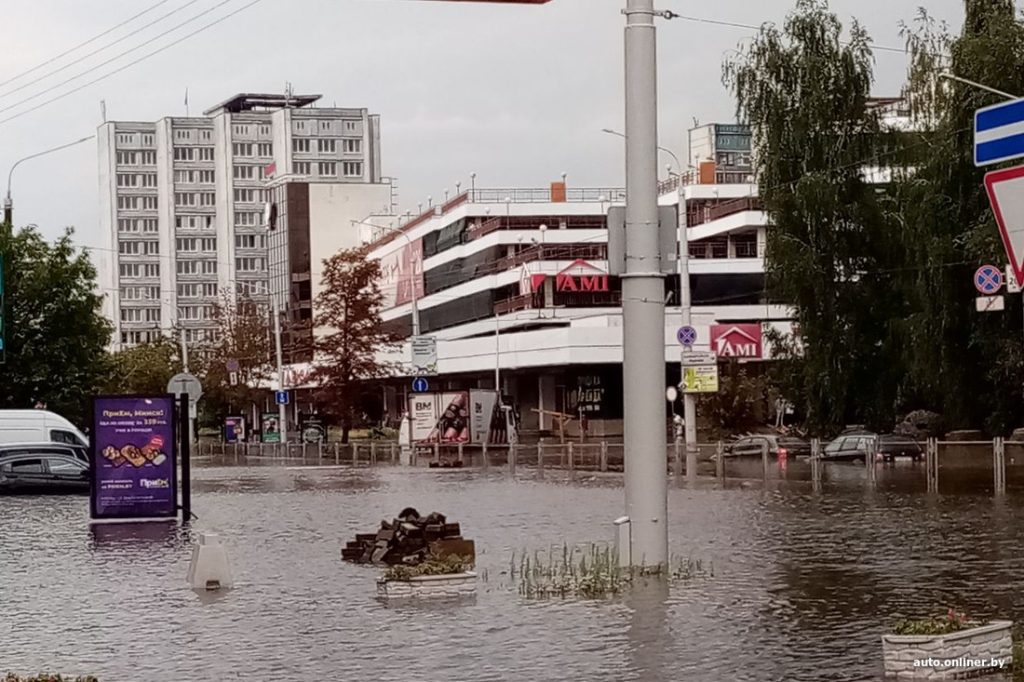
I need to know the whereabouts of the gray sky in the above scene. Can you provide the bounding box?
[0,0,966,248]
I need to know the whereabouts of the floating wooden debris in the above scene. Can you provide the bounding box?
[341,507,474,565]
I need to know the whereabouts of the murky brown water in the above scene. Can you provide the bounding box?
[2,461,1023,681]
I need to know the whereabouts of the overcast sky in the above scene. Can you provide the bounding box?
[0,0,968,248]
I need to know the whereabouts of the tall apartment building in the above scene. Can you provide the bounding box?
[97,93,384,350]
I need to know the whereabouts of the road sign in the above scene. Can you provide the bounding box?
[412,377,429,393]
[985,165,1024,285]
[977,295,1006,312]
[167,372,203,403]
[676,325,697,347]
[1008,265,1022,293]
[682,365,719,394]
[974,265,1003,294]
[975,99,1024,166]
[229,372,238,387]
[665,386,678,402]
[411,336,438,376]
[681,351,717,367]
[275,390,289,405]
[226,358,240,373]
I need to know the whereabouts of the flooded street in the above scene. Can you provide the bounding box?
[3,462,1024,681]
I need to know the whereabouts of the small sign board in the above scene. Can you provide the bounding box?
[261,412,281,443]
[676,325,697,347]
[411,336,438,376]
[275,390,289,406]
[682,365,719,393]
[226,358,240,373]
[681,351,717,367]
[975,99,1024,167]
[977,295,1006,312]
[167,372,202,403]
[412,377,429,393]
[1008,265,1022,293]
[974,265,1003,295]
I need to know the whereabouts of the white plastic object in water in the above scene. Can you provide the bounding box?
[614,516,631,568]
[187,533,234,591]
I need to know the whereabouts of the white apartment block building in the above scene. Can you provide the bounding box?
[97,93,384,350]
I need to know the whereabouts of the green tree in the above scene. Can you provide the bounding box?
[312,246,398,443]
[0,224,112,425]
[104,336,182,395]
[723,0,902,434]
[897,0,1024,433]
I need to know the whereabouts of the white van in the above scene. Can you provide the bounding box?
[0,410,88,447]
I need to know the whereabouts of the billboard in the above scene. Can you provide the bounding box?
[262,412,282,443]
[408,392,471,444]
[224,416,246,443]
[711,323,763,359]
[90,395,178,520]
[380,238,424,308]
[409,393,439,442]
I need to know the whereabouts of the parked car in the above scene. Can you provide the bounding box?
[0,410,88,447]
[0,450,89,494]
[723,435,811,459]
[0,442,89,465]
[821,432,923,463]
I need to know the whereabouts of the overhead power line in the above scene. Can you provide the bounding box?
[0,0,205,101]
[0,0,235,116]
[0,0,175,90]
[0,0,265,128]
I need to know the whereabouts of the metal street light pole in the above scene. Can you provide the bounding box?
[5,135,93,225]
[601,127,682,174]
[622,0,668,568]
[273,296,288,445]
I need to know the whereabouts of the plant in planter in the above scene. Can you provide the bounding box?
[882,609,1013,679]
[376,554,477,600]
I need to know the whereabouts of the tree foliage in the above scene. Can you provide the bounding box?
[312,246,398,442]
[0,224,112,426]
[724,0,902,434]
[895,0,1024,432]
[104,336,182,395]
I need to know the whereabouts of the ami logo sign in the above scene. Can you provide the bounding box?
[710,323,763,359]
[555,259,609,293]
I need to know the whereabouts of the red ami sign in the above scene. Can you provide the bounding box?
[555,259,609,293]
[711,324,763,359]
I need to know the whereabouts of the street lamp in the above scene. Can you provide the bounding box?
[4,135,93,225]
[601,127,682,174]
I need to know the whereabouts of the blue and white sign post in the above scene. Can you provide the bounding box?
[412,377,429,393]
[676,325,697,348]
[275,390,289,406]
[975,99,1024,167]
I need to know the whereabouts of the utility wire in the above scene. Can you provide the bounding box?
[0,0,235,116]
[0,0,265,128]
[0,0,175,89]
[0,0,205,100]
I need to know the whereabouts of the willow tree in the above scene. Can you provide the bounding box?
[897,1,1024,432]
[723,0,901,433]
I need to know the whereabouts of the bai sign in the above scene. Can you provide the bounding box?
[711,324,763,359]
[90,395,178,520]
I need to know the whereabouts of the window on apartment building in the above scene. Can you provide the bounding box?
[173,147,194,161]
[235,257,265,272]
[318,162,336,177]
[344,121,357,132]
[116,174,137,187]
[142,196,157,210]
[342,138,361,154]
[178,284,198,298]
[141,150,156,164]
[177,238,197,252]
[258,124,271,136]
[117,219,138,232]
[233,143,254,157]
[142,241,159,255]
[174,170,193,183]
[145,308,161,323]
[117,133,134,145]
[199,170,214,183]
[117,196,138,210]
[233,124,251,136]
[342,162,362,177]
[200,130,212,142]
[142,219,157,232]
[119,264,140,278]
[200,192,215,206]
[141,174,157,188]
[143,134,155,146]
[233,188,255,202]
[236,281,267,297]
[175,130,191,141]
[319,120,332,132]
[116,151,137,165]
[293,161,311,175]
[178,306,199,320]
[235,234,265,249]
[318,139,336,154]
[202,261,217,275]
[234,211,259,226]
[295,121,306,132]
[119,241,140,255]
[198,147,214,161]
[175,192,196,207]
[257,143,272,156]
[293,139,311,153]
[234,165,255,180]
[143,264,159,277]
[177,261,199,275]
[121,308,142,322]
[202,283,218,297]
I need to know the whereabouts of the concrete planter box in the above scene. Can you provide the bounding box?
[882,620,1013,679]
[376,571,477,600]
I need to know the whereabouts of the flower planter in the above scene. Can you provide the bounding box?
[882,620,1013,679]
[376,571,477,600]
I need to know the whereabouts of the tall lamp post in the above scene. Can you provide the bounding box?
[5,135,93,225]
[601,128,682,175]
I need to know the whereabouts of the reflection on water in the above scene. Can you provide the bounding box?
[2,463,1023,681]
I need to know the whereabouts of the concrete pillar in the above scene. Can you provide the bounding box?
[538,374,556,431]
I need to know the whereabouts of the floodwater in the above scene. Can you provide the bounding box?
[2,460,1024,681]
